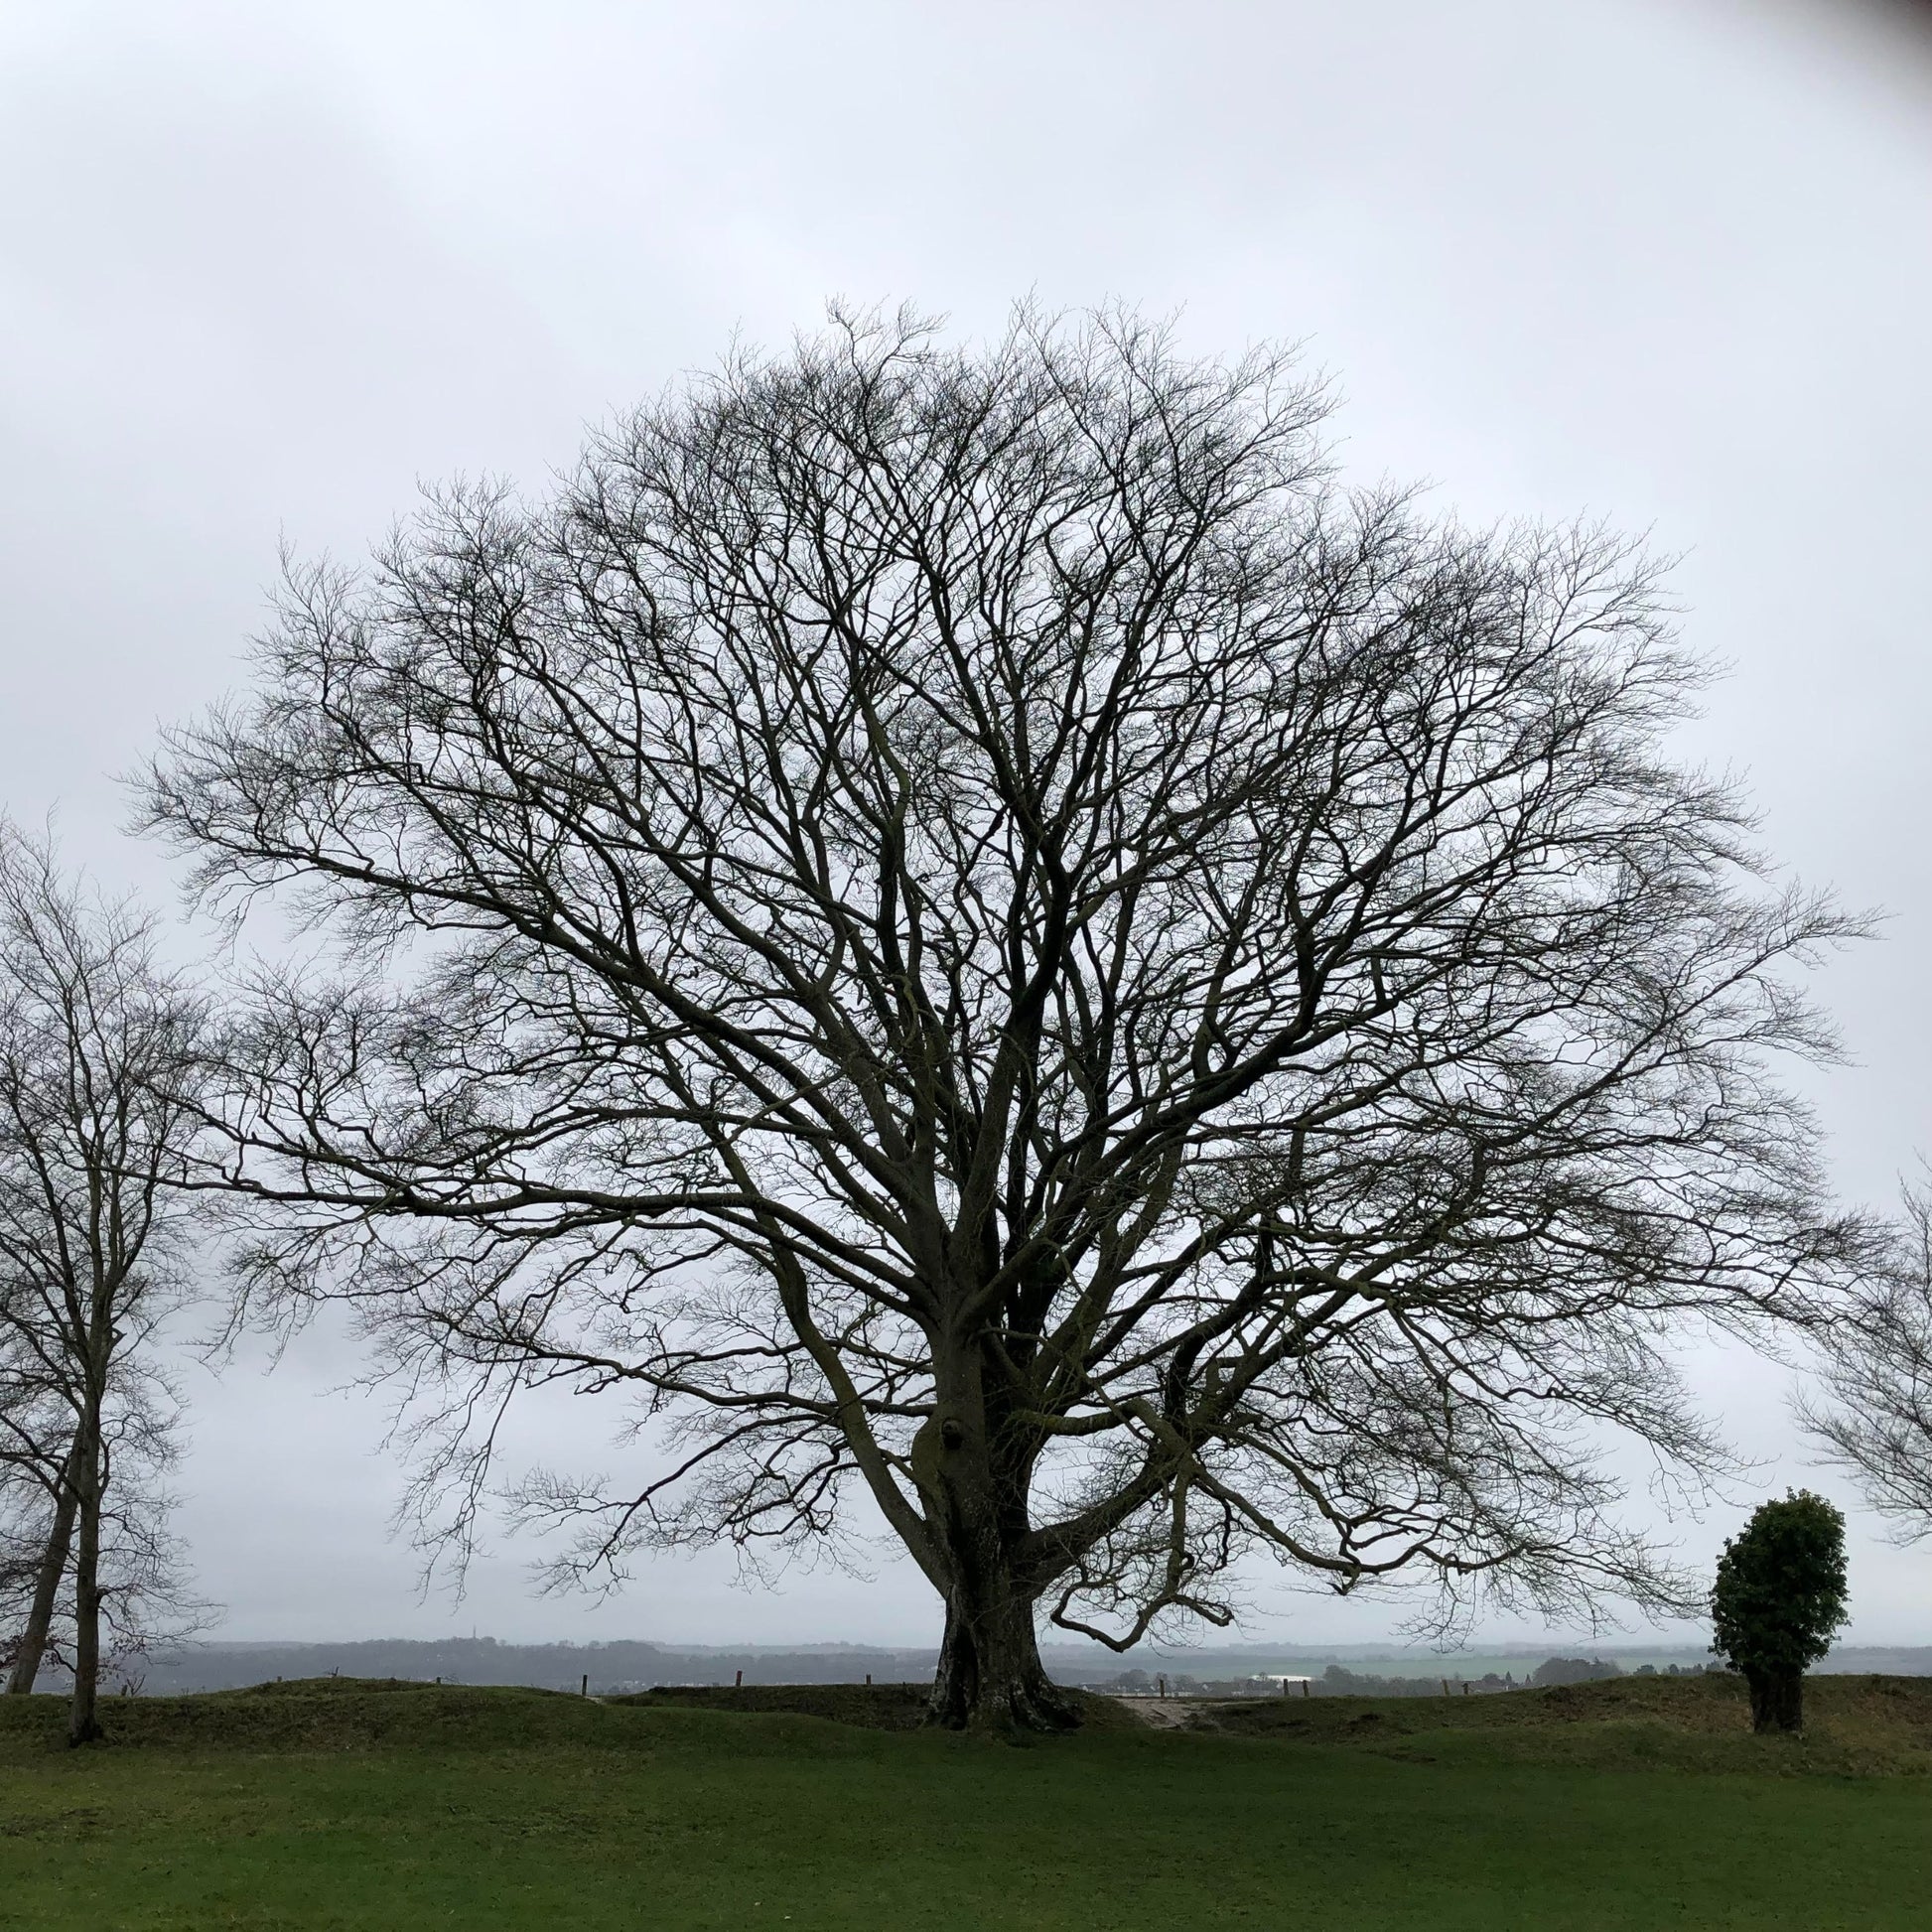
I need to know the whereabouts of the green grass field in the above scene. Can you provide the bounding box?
[2,1675,1929,1929]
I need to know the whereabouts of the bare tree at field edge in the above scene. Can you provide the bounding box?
[0,833,208,1740]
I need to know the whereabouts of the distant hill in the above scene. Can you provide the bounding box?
[131,1638,940,1696]
[104,1637,1932,1696]
[1809,1647,1932,1677]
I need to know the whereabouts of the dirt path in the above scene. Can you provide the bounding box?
[1111,1696,1210,1729]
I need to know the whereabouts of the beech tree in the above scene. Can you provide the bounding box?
[0,832,207,1739]
[147,309,1866,1730]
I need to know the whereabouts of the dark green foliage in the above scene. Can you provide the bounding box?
[1710,1490,1848,1731]
[1711,1491,1848,1678]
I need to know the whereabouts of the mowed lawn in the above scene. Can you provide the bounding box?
[1,1679,1929,1930]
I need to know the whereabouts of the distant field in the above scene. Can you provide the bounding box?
[2,1676,1929,1929]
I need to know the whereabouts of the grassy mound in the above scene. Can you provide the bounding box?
[5,1670,1929,1774]
[615,1679,933,1728]
[0,1675,1139,1755]
[623,1679,1144,1731]
[0,1678,630,1755]
[1175,1670,1932,1775]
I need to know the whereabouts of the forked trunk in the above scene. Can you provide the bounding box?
[1745,1667,1803,1733]
[68,1421,103,1747]
[5,1431,83,1696]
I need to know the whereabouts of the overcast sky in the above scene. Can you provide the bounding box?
[3,0,1930,1652]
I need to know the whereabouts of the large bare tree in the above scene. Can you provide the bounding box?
[147,309,1867,1729]
[0,832,207,1740]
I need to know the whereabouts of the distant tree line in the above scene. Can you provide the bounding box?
[126,1636,947,1698]
[1094,1657,1648,1697]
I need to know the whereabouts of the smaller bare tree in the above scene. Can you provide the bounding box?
[0,830,209,1741]
[0,1356,199,1699]
[0,1374,84,1693]
[1800,1180,1932,1536]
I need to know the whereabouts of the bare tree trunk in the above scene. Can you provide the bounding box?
[928,1587,1076,1732]
[1745,1667,1803,1733]
[5,1429,83,1696]
[68,1418,102,1746]
[918,1402,1078,1733]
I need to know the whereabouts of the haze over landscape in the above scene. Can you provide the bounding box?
[4,0,1932,1662]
